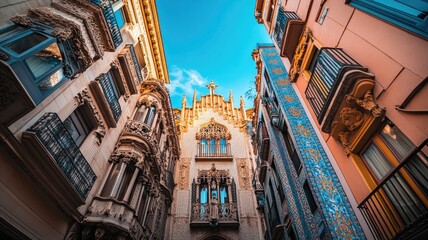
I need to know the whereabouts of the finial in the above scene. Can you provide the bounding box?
[206,80,217,95]
[229,90,234,100]
[182,94,186,105]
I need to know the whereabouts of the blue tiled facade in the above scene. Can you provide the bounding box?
[259,46,365,239]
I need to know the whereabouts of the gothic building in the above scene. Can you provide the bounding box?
[0,1,179,239]
[253,0,427,239]
[166,82,264,240]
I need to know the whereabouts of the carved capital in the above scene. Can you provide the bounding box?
[346,91,385,118]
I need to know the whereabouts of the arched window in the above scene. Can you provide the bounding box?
[144,106,156,126]
[196,119,231,158]
[100,156,136,202]
[191,164,238,224]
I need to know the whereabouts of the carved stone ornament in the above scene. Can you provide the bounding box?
[195,118,231,140]
[236,158,250,190]
[289,28,312,82]
[109,151,140,165]
[346,90,385,118]
[338,131,351,156]
[111,59,130,100]
[75,88,106,145]
[0,50,10,61]
[178,158,190,190]
[340,107,364,131]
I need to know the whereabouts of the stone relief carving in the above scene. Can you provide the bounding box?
[195,118,232,140]
[178,158,190,190]
[236,158,250,190]
[346,91,385,118]
[289,28,312,82]
[340,107,364,131]
[76,88,106,145]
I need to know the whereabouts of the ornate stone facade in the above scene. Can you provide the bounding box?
[167,82,263,240]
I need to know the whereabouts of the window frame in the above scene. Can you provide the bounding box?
[300,37,322,82]
[63,106,95,147]
[303,180,318,213]
[347,0,428,39]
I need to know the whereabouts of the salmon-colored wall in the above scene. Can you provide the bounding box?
[279,0,428,202]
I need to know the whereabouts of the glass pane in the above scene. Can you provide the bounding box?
[114,8,126,29]
[210,138,216,154]
[26,42,62,79]
[38,68,64,90]
[363,143,393,180]
[200,185,208,203]
[5,32,47,54]
[380,123,415,161]
[0,26,26,41]
[220,186,228,203]
[100,163,122,197]
[63,115,81,143]
[220,138,226,154]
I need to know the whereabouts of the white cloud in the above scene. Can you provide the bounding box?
[166,66,208,96]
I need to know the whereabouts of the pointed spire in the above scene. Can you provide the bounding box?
[229,90,234,101]
[192,90,197,117]
[240,96,247,120]
[181,94,187,121]
[181,94,187,107]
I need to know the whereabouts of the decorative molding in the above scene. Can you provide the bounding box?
[195,118,231,140]
[76,88,106,145]
[111,59,131,100]
[236,158,250,190]
[178,158,190,190]
[289,28,312,82]
[346,90,385,118]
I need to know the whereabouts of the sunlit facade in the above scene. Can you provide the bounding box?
[253,0,428,239]
[166,82,264,240]
[0,0,179,239]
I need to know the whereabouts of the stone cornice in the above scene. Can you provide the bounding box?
[140,0,169,83]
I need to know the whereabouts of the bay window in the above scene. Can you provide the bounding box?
[0,25,69,105]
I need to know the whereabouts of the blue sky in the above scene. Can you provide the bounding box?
[157,0,271,109]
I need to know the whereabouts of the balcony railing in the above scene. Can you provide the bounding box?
[196,143,232,158]
[190,202,239,223]
[257,121,270,162]
[26,113,96,198]
[91,0,123,48]
[262,97,279,128]
[358,139,428,240]
[305,48,364,123]
[273,8,304,59]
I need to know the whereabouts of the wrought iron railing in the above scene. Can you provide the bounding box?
[91,0,123,48]
[27,113,96,198]
[273,9,300,48]
[358,139,428,240]
[305,48,363,123]
[196,143,231,158]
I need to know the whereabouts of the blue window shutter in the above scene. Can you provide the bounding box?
[98,73,122,122]
[126,44,143,82]
[91,0,123,48]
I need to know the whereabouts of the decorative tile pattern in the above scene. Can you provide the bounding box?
[260,47,365,239]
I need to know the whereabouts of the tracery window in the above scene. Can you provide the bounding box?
[190,164,238,227]
[133,102,159,129]
[196,119,232,158]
